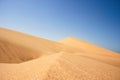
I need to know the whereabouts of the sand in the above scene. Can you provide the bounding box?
[0,27,120,80]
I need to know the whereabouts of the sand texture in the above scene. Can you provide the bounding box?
[0,28,120,80]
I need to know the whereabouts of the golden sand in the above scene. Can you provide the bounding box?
[0,28,120,80]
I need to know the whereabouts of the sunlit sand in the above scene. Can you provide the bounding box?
[0,28,120,80]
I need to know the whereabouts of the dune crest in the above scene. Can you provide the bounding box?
[0,28,120,80]
[59,37,120,67]
[59,37,119,55]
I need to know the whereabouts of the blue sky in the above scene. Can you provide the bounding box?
[0,0,120,52]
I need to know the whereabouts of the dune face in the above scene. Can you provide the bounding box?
[0,28,120,80]
[0,39,40,63]
[59,37,119,56]
[0,28,63,63]
[59,37,120,67]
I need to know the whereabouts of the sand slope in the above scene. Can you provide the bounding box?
[0,28,120,80]
[59,37,120,67]
[0,39,40,63]
[0,53,120,80]
[0,28,74,63]
[59,37,120,56]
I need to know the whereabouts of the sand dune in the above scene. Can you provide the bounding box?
[59,37,120,56]
[0,39,40,63]
[0,28,84,63]
[59,37,120,67]
[0,28,120,80]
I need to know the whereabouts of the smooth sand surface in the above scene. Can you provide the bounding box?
[0,28,120,80]
[59,37,120,67]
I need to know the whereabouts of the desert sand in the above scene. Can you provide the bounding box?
[0,27,120,80]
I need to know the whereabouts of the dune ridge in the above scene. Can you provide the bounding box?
[0,27,120,80]
[59,37,119,56]
[59,37,120,67]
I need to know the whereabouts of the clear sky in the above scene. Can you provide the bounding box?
[0,0,120,52]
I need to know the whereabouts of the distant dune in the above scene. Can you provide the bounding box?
[59,37,120,67]
[0,28,120,80]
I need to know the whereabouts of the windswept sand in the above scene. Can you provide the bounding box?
[0,28,120,80]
